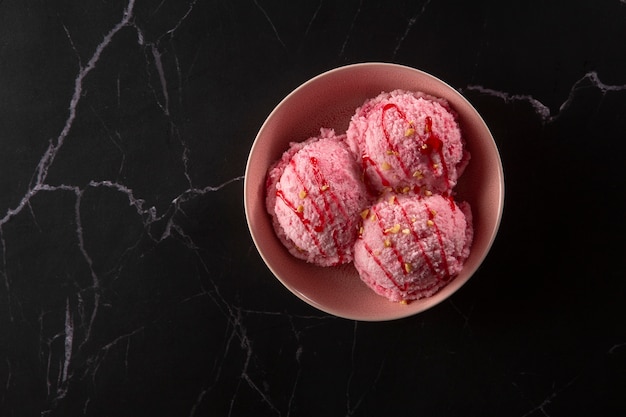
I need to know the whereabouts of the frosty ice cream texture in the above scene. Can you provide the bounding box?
[265,89,473,302]
[345,90,469,195]
[354,193,473,302]
[266,128,370,266]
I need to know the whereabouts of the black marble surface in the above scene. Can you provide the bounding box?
[1,1,626,416]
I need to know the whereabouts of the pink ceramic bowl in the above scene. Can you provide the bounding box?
[244,63,504,321]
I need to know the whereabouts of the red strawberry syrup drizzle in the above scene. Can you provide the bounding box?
[360,103,452,191]
[364,205,408,291]
[362,155,390,187]
[395,201,439,278]
[309,156,346,264]
[275,189,327,257]
[270,101,459,274]
[424,202,451,280]
[421,116,451,189]
[275,156,348,265]
[360,197,452,293]
[444,192,456,211]
[310,157,349,219]
[362,242,402,290]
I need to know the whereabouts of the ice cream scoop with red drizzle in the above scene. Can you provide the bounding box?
[345,89,469,196]
[353,193,473,302]
[266,128,370,266]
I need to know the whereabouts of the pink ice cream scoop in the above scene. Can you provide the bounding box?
[266,129,370,266]
[346,89,469,195]
[353,193,473,302]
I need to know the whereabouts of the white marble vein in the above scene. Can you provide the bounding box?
[0,0,136,247]
[35,1,136,188]
[0,0,249,411]
[163,0,198,39]
[131,21,197,189]
[0,228,11,322]
[72,327,145,415]
[76,253,101,350]
[253,0,286,49]
[62,23,83,68]
[188,387,208,417]
[346,320,385,417]
[87,108,127,178]
[339,0,363,57]
[519,377,579,417]
[61,299,74,386]
[609,342,626,354]
[448,299,474,330]
[286,316,303,417]
[187,256,283,416]
[345,321,359,416]
[3,358,11,393]
[463,71,626,124]
[392,0,432,59]
[303,0,324,39]
[150,44,171,116]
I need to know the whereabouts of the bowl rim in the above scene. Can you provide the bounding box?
[244,62,504,321]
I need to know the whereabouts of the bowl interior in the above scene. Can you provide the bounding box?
[245,63,504,321]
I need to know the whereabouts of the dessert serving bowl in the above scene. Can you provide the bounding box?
[244,62,504,321]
